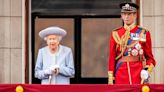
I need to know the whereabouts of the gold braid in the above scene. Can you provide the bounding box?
[112,28,145,60]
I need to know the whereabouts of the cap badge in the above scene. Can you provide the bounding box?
[125,4,130,8]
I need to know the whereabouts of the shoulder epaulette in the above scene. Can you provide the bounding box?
[138,26,149,32]
[112,27,122,32]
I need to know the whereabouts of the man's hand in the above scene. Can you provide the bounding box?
[140,63,154,84]
[140,69,149,80]
[108,71,114,85]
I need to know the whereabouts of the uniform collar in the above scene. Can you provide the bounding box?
[124,23,136,31]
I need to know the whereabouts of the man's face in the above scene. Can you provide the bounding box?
[121,12,137,25]
[46,35,61,49]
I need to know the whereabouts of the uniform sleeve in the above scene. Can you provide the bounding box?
[35,49,49,79]
[59,48,75,77]
[108,32,117,72]
[144,31,156,66]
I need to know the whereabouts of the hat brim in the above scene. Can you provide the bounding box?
[39,27,67,39]
[121,10,137,13]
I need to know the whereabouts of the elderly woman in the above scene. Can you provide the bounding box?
[35,26,75,84]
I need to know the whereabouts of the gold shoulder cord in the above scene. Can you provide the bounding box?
[112,31,121,60]
[112,29,145,60]
[112,30,130,60]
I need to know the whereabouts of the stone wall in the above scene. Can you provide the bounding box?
[0,0,23,83]
[142,0,164,83]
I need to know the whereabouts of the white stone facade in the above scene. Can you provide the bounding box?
[0,0,23,83]
[142,0,164,84]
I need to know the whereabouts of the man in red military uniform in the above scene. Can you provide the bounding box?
[108,2,156,84]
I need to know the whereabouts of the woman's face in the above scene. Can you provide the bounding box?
[46,35,61,50]
[121,12,137,25]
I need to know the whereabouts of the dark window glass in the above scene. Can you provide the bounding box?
[81,18,122,77]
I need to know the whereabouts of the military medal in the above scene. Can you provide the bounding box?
[128,48,132,52]
[139,49,143,55]
[135,43,141,50]
[131,49,138,56]
[128,48,132,56]
[131,33,140,40]
[140,33,146,41]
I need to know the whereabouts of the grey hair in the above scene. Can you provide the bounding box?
[44,35,62,42]
[58,36,62,42]
[44,37,47,41]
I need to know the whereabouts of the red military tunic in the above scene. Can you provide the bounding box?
[108,25,156,84]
